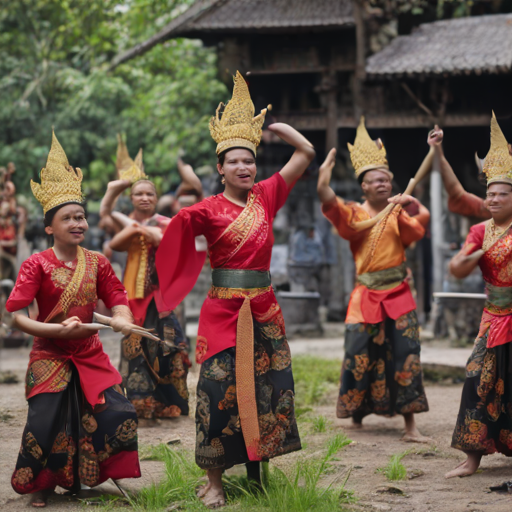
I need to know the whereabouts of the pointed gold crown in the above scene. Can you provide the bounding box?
[116,134,146,183]
[210,71,270,156]
[348,117,391,179]
[31,132,84,214]
[482,112,512,186]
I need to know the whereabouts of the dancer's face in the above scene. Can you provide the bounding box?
[218,149,257,192]
[45,204,88,246]
[485,182,512,222]
[131,181,157,214]
[361,169,392,202]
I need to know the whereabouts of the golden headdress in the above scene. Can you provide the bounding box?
[116,134,146,183]
[348,117,391,179]
[31,131,84,214]
[210,71,270,156]
[481,112,512,186]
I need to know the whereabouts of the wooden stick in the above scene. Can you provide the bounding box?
[352,146,435,232]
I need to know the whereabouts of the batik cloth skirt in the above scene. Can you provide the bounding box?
[12,367,140,495]
[337,310,429,419]
[120,299,190,419]
[195,317,301,470]
[451,331,512,455]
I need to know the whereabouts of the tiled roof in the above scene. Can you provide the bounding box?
[111,0,353,69]
[366,14,512,78]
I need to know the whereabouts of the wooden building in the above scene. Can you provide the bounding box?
[112,3,512,323]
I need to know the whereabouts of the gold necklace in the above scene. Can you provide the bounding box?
[483,218,512,251]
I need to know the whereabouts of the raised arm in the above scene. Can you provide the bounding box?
[99,179,131,220]
[427,126,464,200]
[317,148,337,204]
[268,123,316,187]
[177,158,204,200]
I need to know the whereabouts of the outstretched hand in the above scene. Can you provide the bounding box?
[427,125,443,147]
[107,179,132,193]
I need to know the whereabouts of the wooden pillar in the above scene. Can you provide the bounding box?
[325,69,338,152]
[353,0,366,120]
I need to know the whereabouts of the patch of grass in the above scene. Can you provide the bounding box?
[117,434,354,511]
[127,445,204,511]
[0,409,14,422]
[311,415,331,433]
[226,434,353,512]
[0,371,19,384]
[79,494,122,510]
[292,356,341,407]
[377,451,410,481]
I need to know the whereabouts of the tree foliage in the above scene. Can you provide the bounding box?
[0,0,227,200]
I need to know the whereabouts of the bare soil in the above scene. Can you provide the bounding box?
[0,334,511,511]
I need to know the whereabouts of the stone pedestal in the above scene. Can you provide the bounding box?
[276,291,322,336]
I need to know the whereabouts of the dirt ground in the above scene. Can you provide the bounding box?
[0,334,511,511]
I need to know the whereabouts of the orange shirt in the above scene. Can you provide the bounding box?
[322,197,427,324]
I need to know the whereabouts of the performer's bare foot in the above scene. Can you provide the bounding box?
[201,486,225,509]
[445,453,482,479]
[30,490,51,508]
[201,469,225,509]
[196,482,210,498]
[401,413,432,443]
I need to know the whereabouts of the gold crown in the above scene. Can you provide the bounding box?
[482,112,512,186]
[348,117,391,179]
[116,134,146,183]
[31,131,84,214]
[210,71,270,156]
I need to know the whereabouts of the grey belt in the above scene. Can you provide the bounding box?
[211,269,271,289]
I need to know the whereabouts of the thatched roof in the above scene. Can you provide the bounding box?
[110,0,353,69]
[366,14,512,78]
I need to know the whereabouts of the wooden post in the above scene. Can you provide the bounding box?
[353,0,366,120]
[326,69,338,152]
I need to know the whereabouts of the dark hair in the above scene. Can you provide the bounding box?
[357,171,368,185]
[477,172,488,186]
[44,202,87,227]
[217,147,256,166]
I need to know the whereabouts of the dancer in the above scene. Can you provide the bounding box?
[445,114,512,478]
[156,157,204,216]
[156,71,315,508]
[7,132,141,507]
[100,137,189,421]
[427,125,490,219]
[317,118,431,441]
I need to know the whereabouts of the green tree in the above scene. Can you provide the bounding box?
[0,0,226,201]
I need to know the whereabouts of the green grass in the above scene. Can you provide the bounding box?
[311,415,331,433]
[107,434,354,512]
[225,434,354,512]
[377,451,410,481]
[292,356,341,408]
[127,445,205,511]
[0,409,14,422]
